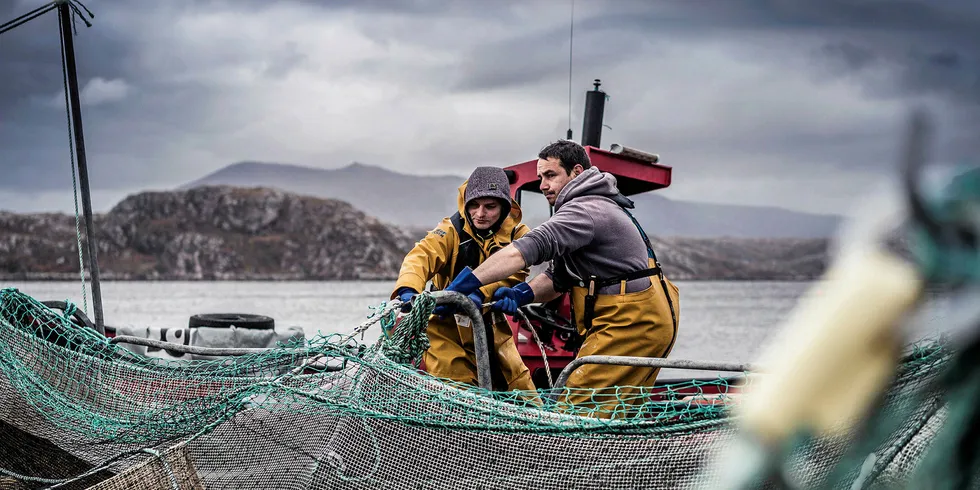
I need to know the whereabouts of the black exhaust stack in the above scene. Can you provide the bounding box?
[581,79,606,148]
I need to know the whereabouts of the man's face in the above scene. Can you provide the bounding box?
[537,157,581,205]
[466,197,503,231]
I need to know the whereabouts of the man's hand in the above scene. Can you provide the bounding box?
[433,290,484,317]
[396,287,418,312]
[433,268,485,317]
[491,282,535,315]
[396,287,418,304]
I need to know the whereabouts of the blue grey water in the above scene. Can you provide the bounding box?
[7,280,949,379]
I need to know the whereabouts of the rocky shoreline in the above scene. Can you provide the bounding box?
[0,186,831,282]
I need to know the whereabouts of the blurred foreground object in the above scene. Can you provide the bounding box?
[700,109,980,489]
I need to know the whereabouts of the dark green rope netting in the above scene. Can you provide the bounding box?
[0,286,964,489]
[0,287,736,442]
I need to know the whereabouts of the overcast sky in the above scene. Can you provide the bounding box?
[1,0,977,215]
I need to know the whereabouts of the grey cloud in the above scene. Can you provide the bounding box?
[0,1,231,190]
[193,0,521,17]
[770,0,980,102]
[820,43,877,72]
[1,0,978,215]
[766,0,980,30]
[444,0,980,122]
[262,42,307,79]
[451,26,648,93]
[814,39,980,104]
[617,0,980,165]
[0,3,132,111]
[448,4,759,93]
[0,2,141,190]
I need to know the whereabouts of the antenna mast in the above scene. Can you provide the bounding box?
[565,0,575,140]
[0,1,104,334]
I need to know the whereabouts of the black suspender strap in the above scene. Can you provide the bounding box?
[580,203,677,334]
[619,206,677,330]
[441,212,479,280]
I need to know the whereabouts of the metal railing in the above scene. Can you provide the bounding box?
[107,336,287,357]
[426,291,493,390]
[77,292,756,394]
[549,355,755,401]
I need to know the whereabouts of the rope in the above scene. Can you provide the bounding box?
[341,299,404,344]
[0,287,803,490]
[64,0,92,33]
[379,294,435,365]
[61,300,77,322]
[57,5,89,317]
[67,0,94,24]
[369,296,554,386]
[0,1,93,36]
[1,1,96,314]
[514,308,554,388]
[141,449,180,490]
[0,466,64,485]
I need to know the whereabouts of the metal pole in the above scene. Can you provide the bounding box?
[108,336,312,357]
[58,1,105,335]
[581,79,606,148]
[430,291,493,391]
[550,355,757,400]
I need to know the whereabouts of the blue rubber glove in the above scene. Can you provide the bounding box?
[444,266,484,297]
[395,287,418,304]
[432,267,486,317]
[491,282,534,315]
[433,290,484,317]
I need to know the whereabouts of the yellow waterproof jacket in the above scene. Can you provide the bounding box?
[392,181,530,300]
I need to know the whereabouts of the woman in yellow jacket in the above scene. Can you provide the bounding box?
[391,166,536,393]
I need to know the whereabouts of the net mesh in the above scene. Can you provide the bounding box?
[0,287,960,489]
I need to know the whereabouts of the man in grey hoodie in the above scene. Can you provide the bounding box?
[440,139,679,417]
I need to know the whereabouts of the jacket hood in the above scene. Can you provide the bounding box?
[553,166,621,211]
[456,180,523,240]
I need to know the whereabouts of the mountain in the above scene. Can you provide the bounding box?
[652,236,829,281]
[180,161,843,238]
[181,161,465,231]
[0,186,415,280]
[630,194,841,239]
[0,187,830,281]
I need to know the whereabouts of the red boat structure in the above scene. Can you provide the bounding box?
[495,81,747,400]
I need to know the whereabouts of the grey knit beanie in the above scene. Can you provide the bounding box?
[464,167,512,226]
[465,167,511,206]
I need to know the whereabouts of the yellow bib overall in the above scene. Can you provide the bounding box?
[558,258,680,418]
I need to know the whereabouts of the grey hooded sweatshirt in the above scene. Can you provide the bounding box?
[512,166,653,295]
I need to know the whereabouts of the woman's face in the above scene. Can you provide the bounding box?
[467,197,503,230]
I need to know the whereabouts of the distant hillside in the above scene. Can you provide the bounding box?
[0,186,414,280]
[0,186,830,281]
[181,161,464,230]
[180,161,843,238]
[652,236,829,281]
